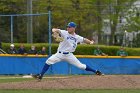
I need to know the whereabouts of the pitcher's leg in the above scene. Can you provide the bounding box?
[33,53,62,81]
[66,54,103,75]
[40,55,62,76]
[40,63,50,78]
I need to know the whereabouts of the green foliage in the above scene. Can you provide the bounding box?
[132,33,140,47]
[0,0,139,45]
[0,77,33,83]
[2,43,140,56]
[125,14,140,32]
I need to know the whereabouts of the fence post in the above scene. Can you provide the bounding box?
[48,11,52,56]
[10,16,14,43]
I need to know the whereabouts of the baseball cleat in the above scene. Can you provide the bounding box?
[95,70,104,76]
[32,74,42,81]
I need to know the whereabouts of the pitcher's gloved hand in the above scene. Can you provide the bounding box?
[52,32,64,42]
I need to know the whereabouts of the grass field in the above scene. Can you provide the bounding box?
[0,89,140,93]
[0,78,33,83]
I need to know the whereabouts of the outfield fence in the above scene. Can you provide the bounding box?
[0,54,140,75]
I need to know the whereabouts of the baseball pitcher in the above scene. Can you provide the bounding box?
[32,22,104,81]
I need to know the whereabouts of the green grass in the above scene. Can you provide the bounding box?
[0,89,140,93]
[0,77,33,83]
[0,75,67,83]
[0,78,33,83]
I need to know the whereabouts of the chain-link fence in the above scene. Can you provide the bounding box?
[0,12,50,43]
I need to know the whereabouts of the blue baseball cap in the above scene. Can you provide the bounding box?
[67,22,76,28]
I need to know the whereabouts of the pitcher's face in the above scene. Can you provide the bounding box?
[67,26,75,34]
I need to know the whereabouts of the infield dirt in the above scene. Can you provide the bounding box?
[0,75,140,89]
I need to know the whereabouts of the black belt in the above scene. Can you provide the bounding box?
[59,51,70,54]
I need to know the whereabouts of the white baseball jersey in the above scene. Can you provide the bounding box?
[45,29,86,70]
[57,30,84,52]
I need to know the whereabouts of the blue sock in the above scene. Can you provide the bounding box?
[85,65,96,73]
[40,63,50,77]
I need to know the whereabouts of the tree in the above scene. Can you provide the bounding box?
[123,1,140,32]
[106,0,137,45]
[0,0,139,44]
[0,0,25,42]
[132,33,140,47]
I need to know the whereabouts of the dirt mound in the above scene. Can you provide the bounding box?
[0,75,140,89]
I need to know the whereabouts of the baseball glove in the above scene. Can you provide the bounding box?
[52,32,64,42]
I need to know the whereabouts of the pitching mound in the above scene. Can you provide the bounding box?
[0,75,140,89]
